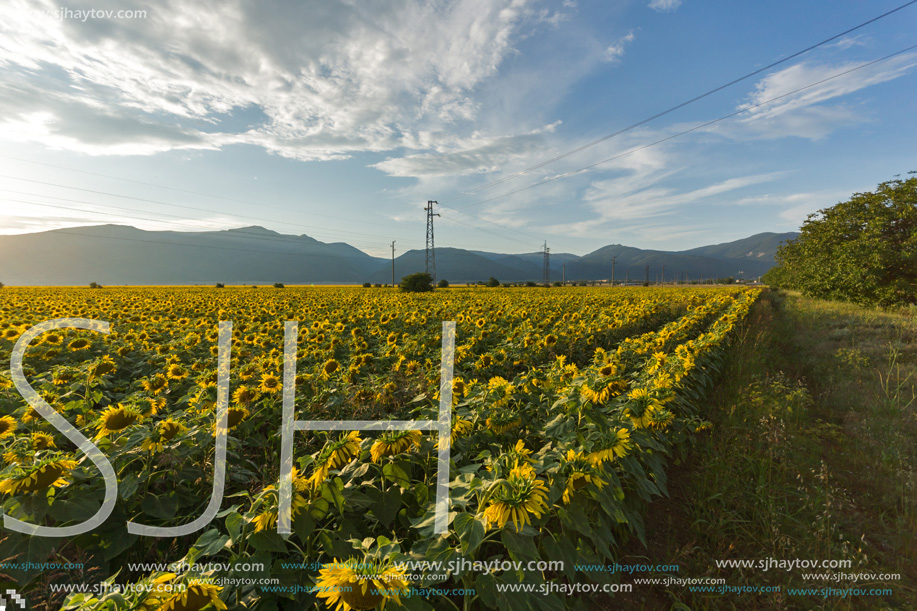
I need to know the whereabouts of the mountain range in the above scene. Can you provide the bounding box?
[0,224,797,285]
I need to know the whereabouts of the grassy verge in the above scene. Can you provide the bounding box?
[614,289,917,610]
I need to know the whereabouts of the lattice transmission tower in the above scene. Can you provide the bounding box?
[425,201,439,282]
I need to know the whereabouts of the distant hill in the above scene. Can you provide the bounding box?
[0,225,798,285]
[0,225,385,285]
[679,232,798,261]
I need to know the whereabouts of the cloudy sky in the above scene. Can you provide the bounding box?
[1,0,915,257]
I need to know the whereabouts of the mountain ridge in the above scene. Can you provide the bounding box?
[0,225,798,285]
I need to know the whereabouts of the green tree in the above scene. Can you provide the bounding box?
[767,174,917,307]
[486,277,500,287]
[437,279,449,288]
[400,272,434,293]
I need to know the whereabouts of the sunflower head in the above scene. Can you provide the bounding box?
[370,430,421,463]
[315,557,409,611]
[67,337,91,351]
[90,356,117,377]
[483,463,549,532]
[166,363,189,380]
[321,359,341,378]
[561,450,605,504]
[587,427,632,466]
[485,411,522,435]
[226,406,250,429]
[258,373,282,394]
[0,458,78,496]
[140,580,227,611]
[31,431,56,451]
[0,415,16,439]
[142,373,170,395]
[231,385,259,405]
[95,404,144,439]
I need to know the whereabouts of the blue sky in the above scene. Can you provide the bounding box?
[1,0,915,257]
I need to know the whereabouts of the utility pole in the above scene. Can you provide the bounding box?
[390,240,396,287]
[661,265,665,285]
[644,265,649,286]
[611,256,616,287]
[424,201,439,283]
[562,263,565,287]
[542,241,550,286]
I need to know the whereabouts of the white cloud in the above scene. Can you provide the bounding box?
[583,172,782,221]
[648,0,681,13]
[604,31,635,63]
[731,54,917,140]
[372,122,561,177]
[0,0,552,160]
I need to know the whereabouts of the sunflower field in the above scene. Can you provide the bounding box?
[0,285,760,610]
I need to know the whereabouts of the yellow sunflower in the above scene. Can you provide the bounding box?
[307,431,363,488]
[142,418,188,453]
[587,427,632,465]
[231,385,259,405]
[0,458,78,496]
[258,372,282,394]
[561,450,605,504]
[370,430,422,463]
[315,558,409,611]
[67,337,91,351]
[31,431,56,451]
[90,355,117,377]
[141,581,227,611]
[482,463,550,532]
[321,359,341,379]
[253,467,311,532]
[0,415,16,439]
[485,411,521,435]
[166,363,189,381]
[226,406,249,429]
[142,373,170,395]
[95,404,144,439]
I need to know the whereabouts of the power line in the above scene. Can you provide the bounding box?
[443,0,917,205]
[452,42,917,211]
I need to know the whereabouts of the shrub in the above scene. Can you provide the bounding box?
[215,283,225,288]
[89,281,102,289]
[273,282,285,288]
[486,277,500,287]
[438,279,449,288]
[399,272,434,293]
[363,282,372,288]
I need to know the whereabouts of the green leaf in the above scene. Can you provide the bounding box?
[225,511,245,544]
[454,512,486,556]
[247,531,288,553]
[118,473,141,500]
[294,511,315,546]
[141,493,179,520]
[190,528,231,560]
[374,487,401,527]
[48,494,101,523]
[501,529,539,561]
[382,462,411,488]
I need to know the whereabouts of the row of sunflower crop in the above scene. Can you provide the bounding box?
[0,286,759,611]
